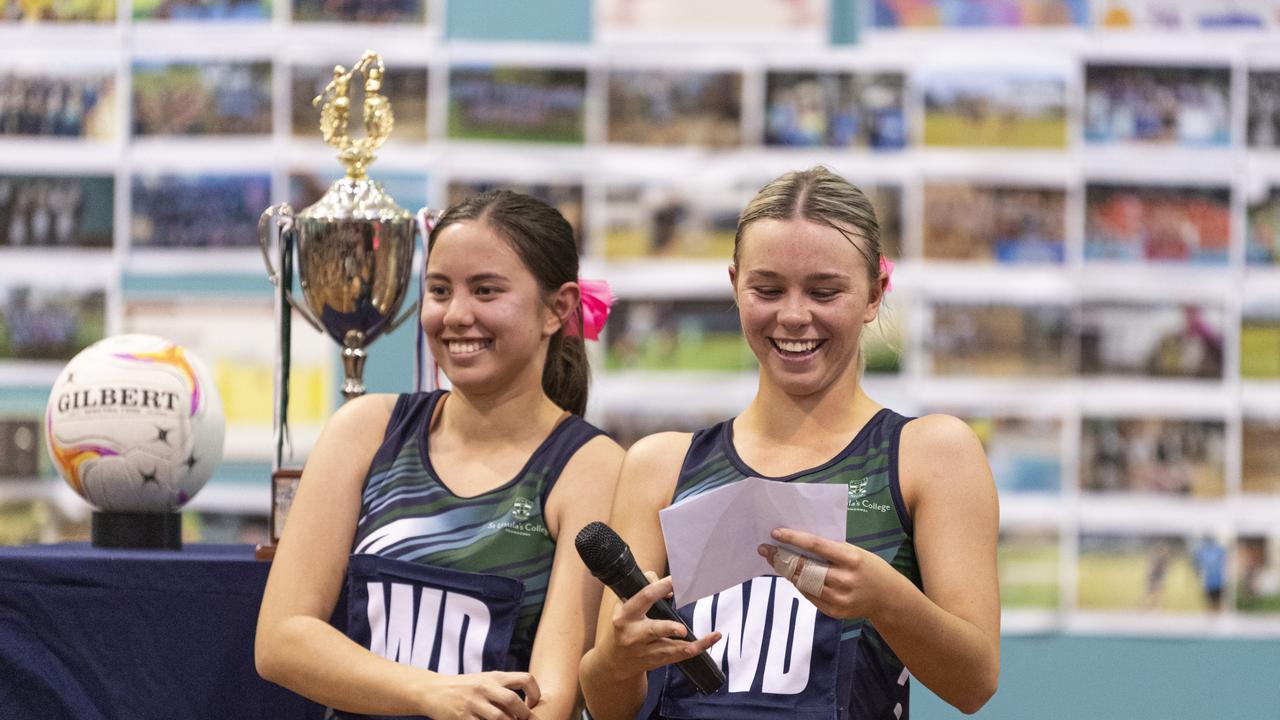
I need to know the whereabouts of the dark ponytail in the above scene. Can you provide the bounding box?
[543,331,589,417]
[428,190,590,415]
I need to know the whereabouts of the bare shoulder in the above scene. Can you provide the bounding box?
[564,432,626,474]
[301,393,399,490]
[555,431,693,514]
[900,413,984,461]
[314,393,398,448]
[627,431,694,467]
[260,394,403,626]
[552,432,626,499]
[618,431,695,509]
[327,392,398,430]
[899,413,995,510]
[546,432,625,539]
[608,432,694,570]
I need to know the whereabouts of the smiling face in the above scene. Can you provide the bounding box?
[732,217,884,398]
[422,220,563,397]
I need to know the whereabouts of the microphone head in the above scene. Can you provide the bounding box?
[575,521,628,574]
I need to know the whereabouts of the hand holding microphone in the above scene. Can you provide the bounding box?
[575,521,725,694]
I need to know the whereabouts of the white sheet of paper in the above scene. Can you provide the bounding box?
[658,476,847,608]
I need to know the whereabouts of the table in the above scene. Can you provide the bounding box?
[0,543,328,720]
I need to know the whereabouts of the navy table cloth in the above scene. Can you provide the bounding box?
[0,543,326,720]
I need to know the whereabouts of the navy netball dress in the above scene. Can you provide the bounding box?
[336,390,602,719]
[643,408,920,720]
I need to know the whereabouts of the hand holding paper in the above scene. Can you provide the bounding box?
[658,477,847,607]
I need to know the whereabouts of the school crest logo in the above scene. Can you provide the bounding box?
[511,496,534,521]
[847,480,869,505]
[486,495,546,536]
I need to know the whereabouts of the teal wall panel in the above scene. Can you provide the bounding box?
[121,272,272,298]
[446,0,592,43]
[913,635,1280,719]
[0,386,54,414]
[831,0,860,44]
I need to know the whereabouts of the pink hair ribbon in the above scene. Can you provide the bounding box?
[568,278,615,341]
[879,255,895,293]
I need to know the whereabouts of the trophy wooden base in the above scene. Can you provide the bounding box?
[255,468,303,561]
[93,511,182,550]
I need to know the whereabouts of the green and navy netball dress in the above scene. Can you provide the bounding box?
[645,408,920,720]
[337,390,602,720]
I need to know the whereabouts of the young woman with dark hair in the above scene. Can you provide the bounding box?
[257,190,623,720]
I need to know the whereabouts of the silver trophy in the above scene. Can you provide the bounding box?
[256,51,434,555]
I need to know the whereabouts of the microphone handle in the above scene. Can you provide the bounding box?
[607,565,726,695]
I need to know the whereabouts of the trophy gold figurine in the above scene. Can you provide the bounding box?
[257,51,435,559]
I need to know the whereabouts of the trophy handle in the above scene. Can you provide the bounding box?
[258,203,326,334]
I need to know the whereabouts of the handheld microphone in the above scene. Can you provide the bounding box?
[574,521,725,695]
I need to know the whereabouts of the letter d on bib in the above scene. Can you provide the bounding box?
[438,592,491,675]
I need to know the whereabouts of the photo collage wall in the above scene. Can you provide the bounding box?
[2,0,1279,630]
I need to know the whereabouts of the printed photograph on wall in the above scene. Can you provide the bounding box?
[1242,417,1280,495]
[864,183,904,260]
[999,527,1061,610]
[872,0,1087,27]
[1247,70,1280,147]
[1085,64,1232,146]
[928,302,1074,377]
[447,179,585,253]
[1079,302,1225,380]
[0,174,113,248]
[603,178,901,261]
[1097,1,1272,30]
[1241,303,1280,379]
[1238,534,1280,614]
[1084,182,1230,264]
[1078,533,1226,614]
[0,70,116,138]
[920,68,1068,148]
[923,181,1066,263]
[764,71,907,149]
[602,181,746,259]
[1092,0,1177,29]
[2,0,114,20]
[597,0,828,42]
[0,418,41,481]
[132,61,272,136]
[291,64,428,141]
[133,0,270,19]
[132,173,271,249]
[604,297,754,372]
[1246,184,1280,265]
[607,69,742,148]
[0,285,106,362]
[955,415,1063,493]
[448,66,586,144]
[292,0,422,23]
[0,499,51,545]
[1080,416,1226,497]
